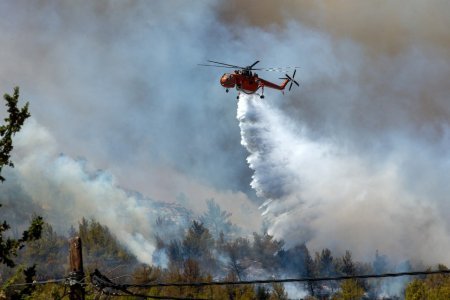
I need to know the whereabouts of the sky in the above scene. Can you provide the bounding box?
[1,0,450,265]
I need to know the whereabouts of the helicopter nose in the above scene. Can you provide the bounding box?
[220,75,228,86]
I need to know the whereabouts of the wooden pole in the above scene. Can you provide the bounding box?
[68,236,85,300]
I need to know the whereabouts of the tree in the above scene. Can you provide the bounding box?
[373,250,388,274]
[256,286,270,300]
[341,251,355,276]
[0,87,43,268]
[182,221,215,273]
[304,246,319,296]
[332,279,365,300]
[200,198,237,240]
[0,87,30,182]
[405,265,450,300]
[270,283,288,300]
[223,237,252,280]
[315,248,337,295]
[252,233,284,272]
[22,222,67,278]
[182,221,214,259]
[77,217,136,270]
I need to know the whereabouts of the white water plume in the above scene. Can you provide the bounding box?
[237,94,450,265]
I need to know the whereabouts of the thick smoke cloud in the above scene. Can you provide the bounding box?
[0,0,253,198]
[8,119,261,262]
[219,0,450,56]
[0,0,269,263]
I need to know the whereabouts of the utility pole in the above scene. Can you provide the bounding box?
[68,236,85,300]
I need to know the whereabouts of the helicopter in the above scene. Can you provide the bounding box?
[199,60,300,99]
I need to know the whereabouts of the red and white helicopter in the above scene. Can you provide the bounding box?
[199,60,299,99]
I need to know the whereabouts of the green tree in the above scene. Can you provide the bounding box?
[405,265,450,300]
[200,199,234,239]
[332,279,365,300]
[0,87,30,182]
[252,233,284,272]
[77,217,136,271]
[256,286,270,300]
[304,246,319,297]
[341,251,355,276]
[22,222,67,278]
[270,283,288,300]
[223,237,252,280]
[182,221,215,273]
[315,248,337,295]
[0,87,43,269]
[1,264,37,299]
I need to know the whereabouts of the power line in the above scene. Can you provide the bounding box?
[7,276,87,288]
[105,289,212,300]
[8,278,67,287]
[99,269,450,288]
[91,269,209,300]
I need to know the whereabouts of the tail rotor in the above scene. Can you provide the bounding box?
[280,69,299,91]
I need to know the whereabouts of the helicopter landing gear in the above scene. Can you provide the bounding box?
[226,88,229,93]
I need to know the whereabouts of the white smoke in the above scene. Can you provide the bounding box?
[6,118,262,263]
[12,118,161,263]
[237,94,450,265]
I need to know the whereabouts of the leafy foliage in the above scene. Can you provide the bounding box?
[77,218,137,271]
[1,189,448,299]
[0,87,43,271]
[405,265,450,300]
[0,215,43,268]
[1,264,37,299]
[0,87,30,182]
[332,279,365,300]
[200,198,238,240]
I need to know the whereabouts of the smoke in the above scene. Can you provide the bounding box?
[3,118,261,263]
[0,0,253,199]
[237,94,450,265]
[0,1,264,245]
[10,118,158,262]
[219,0,450,56]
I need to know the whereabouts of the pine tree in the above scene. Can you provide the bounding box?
[0,87,43,268]
[200,198,237,240]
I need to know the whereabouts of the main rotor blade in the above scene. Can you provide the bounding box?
[289,82,293,91]
[249,60,260,68]
[293,80,300,87]
[252,66,300,72]
[207,60,243,69]
[293,69,296,78]
[198,64,237,69]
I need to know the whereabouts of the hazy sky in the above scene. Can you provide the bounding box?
[1,0,450,264]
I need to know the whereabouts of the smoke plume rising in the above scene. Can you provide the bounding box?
[4,118,262,263]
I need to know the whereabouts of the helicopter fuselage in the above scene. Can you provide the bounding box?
[220,70,289,95]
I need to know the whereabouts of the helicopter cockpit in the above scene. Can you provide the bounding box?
[220,73,236,88]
